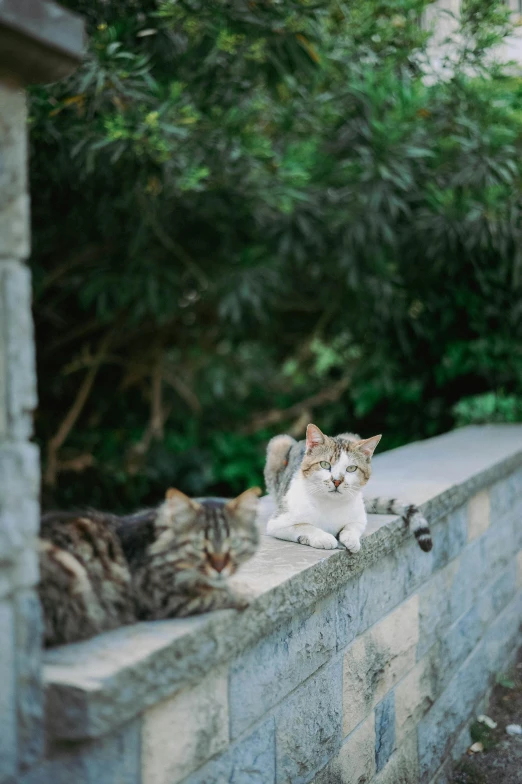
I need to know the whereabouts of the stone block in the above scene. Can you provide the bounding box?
[11,547,40,592]
[488,562,518,617]
[427,759,453,784]
[354,550,410,638]
[407,560,517,741]
[489,470,522,521]
[489,477,511,521]
[0,442,39,563]
[275,659,343,784]
[141,669,229,784]
[467,491,490,542]
[514,499,522,550]
[312,714,375,784]
[229,595,336,738]
[375,691,395,772]
[481,516,516,585]
[482,591,522,676]
[446,505,468,561]
[449,539,485,624]
[395,653,438,743]
[402,536,435,598]
[430,507,468,573]
[450,723,471,761]
[506,467,522,505]
[0,600,17,781]
[0,85,29,260]
[182,718,275,784]
[417,559,458,659]
[0,549,40,602]
[15,589,44,770]
[21,719,141,784]
[373,732,419,784]
[343,595,419,736]
[417,641,487,780]
[335,577,360,650]
[0,261,37,441]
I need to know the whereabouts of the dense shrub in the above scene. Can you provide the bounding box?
[30,0,522,510]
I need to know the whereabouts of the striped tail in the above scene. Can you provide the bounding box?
[264,434,296,496]
[364,497,432,552]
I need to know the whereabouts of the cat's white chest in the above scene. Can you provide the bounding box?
[285,474,366,535]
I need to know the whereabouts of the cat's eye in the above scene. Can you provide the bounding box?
[320,461,331,470]
[346,465,358,473]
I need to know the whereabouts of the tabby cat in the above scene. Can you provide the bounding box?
[264,424,432,553]
[39,487,260,647]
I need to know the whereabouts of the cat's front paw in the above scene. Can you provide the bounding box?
[298,531,338,550]
[339,530,362,553]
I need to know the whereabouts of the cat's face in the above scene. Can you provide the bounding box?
[150,487,261,587]
[300,424,381,500]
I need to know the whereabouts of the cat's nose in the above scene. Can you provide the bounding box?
[208,553,229,573]
[332,478,343,488]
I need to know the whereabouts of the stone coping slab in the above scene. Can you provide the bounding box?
[0,0,84,85]
[43,425,522,741]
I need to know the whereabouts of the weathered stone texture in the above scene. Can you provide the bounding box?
[356,550,410,633]
[15,590,44,770]
[432,505,468,569]
[229,596,336,738]
[0,442,39,564]
[417,559,460,659]
[0,599,17,781]
[373,732,419,784]
[417,644,485,780]
[396,653,436,743]
[0,262,37,440]
[375,691,395,772]
[481,514,516,585]
[313,714,376,784]
[141,668,228,784]
[343,595,419,736]
[275,660,343,784]
[335,576,360,650]
[0,85,29,260]
[181,719,276,784]
[418,590,521,781]
[21,720,141,784]
[489,467,522,520]
[467,490,490,542]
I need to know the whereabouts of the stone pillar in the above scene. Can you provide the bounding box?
[0,3,84,781]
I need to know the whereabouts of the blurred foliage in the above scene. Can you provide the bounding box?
[453,392,522,426]
[29,0,522,511]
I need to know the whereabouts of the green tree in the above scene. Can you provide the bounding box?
[29,0,522,510]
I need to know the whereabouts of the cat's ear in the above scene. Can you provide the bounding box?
[225,487,261,526]
[306,424,326,452]
[162,488,201,524]
[354,434,382,458]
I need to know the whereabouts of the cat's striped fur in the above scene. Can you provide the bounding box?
[363,497,432,552]
[264,425,432,552]
[39,487,261,647]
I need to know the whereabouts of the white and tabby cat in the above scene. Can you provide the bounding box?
[264,424,432,553]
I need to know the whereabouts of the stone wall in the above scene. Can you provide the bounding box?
[26,426,522,784]
[0,74,44,784]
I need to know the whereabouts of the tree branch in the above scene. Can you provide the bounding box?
[44,332,113,487]
[240,376,351,435]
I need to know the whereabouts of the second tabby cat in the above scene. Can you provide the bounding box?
[39,487,260,647]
